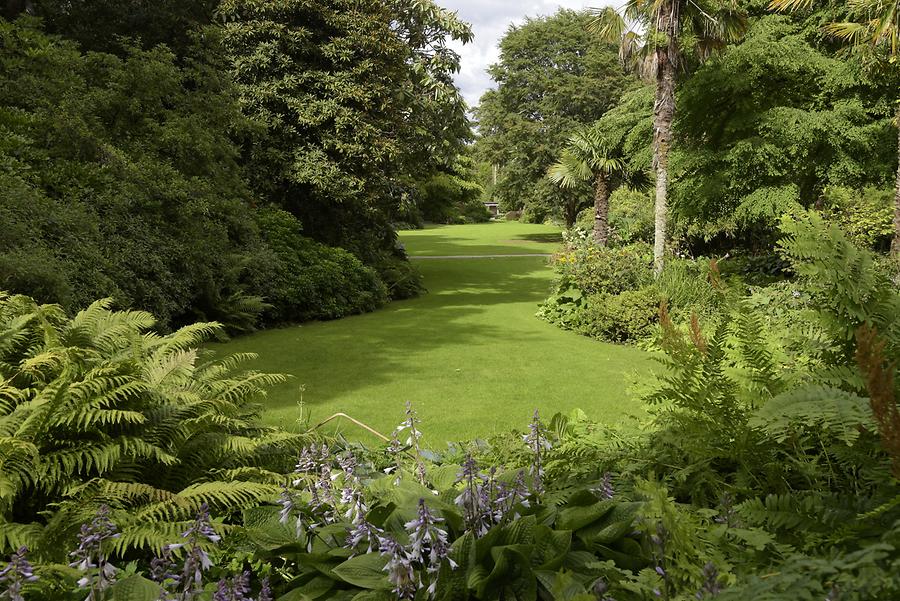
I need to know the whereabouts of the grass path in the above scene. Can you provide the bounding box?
[217,222,653,446]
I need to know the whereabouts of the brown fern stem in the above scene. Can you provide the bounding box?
[856,325,900,479]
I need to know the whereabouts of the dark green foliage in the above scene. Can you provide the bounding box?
[0,18,261,329]
[24,0,218,55]
[415,152,488,224]
[823,186,896,251]
[251,207,388,324]
[673,15,896,243]
[0,17,406,331]
[218,0,472,262]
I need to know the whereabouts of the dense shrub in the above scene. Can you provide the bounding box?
[575,287,661,342]
[0,19,262,329]
[553,236,653,296]
[251,208,389,323]
[576,188,654,245]
[823,186,895,251]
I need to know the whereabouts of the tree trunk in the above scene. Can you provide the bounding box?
[651,1,680,275]
[892,103,900,256]
[593,172,610,246]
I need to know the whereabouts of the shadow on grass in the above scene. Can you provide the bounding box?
[512,232,564,244]
[216,258,557,419]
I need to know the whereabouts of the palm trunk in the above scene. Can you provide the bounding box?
[652,2,680,275]
[593,172,610,246]
[892,103,900,256]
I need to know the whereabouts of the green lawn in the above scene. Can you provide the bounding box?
[216,222,653,446]
[400,221,564,256]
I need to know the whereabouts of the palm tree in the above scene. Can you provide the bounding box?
[548,129,626,245]
[771,0,900,255]
[590,0,746,272]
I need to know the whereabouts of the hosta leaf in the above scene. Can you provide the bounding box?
[332,553,390,590]
[108,575,163,601]
[428,464,462,491]
[557,500,615,531]
[533,525,572,570]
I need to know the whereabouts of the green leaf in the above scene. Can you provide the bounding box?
[428,464,462,490]
[557,500,615,531]
[533,525,572,570]
[108,575,164,601]
[437,531,476,599]
[332,553,390,590]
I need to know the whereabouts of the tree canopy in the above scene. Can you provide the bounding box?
[475,9,635,223]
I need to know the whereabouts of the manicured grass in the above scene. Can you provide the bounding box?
[400,221,564,256]
[216,222,653,446]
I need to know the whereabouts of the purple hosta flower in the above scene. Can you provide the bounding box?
[379,535,416,599]
[337,451,359,482]
[650,523,670,600]
[346,519,384,555]
[713,493,739,528]
[68,505,120,600]
[493,470,531,522]
[596,472,614,500]
[258,577,273,601]
[396,402,427,485]
[405,499,455,596]
[0,546,37,601]
[295,443,329,476]
[212,571,252,601]
[149,547,179,599]
[277,486,301,536]
[343,485,383,555]
[694,562,722,599]
[166,503,221,600]
[523,410,551,495]
[454,455,489,536]
[385,431,404,485]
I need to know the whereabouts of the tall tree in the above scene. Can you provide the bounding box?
[475,9,634,224]
[218,0,472,261]
[673,14,896,247]
[771,0,900,255]
[591,0,746,272]
[548,130,628,242]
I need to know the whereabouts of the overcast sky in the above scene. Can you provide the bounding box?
[441,1,616,109]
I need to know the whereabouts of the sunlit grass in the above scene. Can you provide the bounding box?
[215,222,653,446]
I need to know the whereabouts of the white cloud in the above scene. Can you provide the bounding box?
[439,0,616,108]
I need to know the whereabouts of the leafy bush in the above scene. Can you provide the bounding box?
[0,292,306,562]
[575,287,661,343]
[0,19,262,329]
[655,258,735,321]
[251,208,389,324]
[553,236,653,297]
[823,187,894,251]
[576,188,653,246]
[610,188,654,245]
